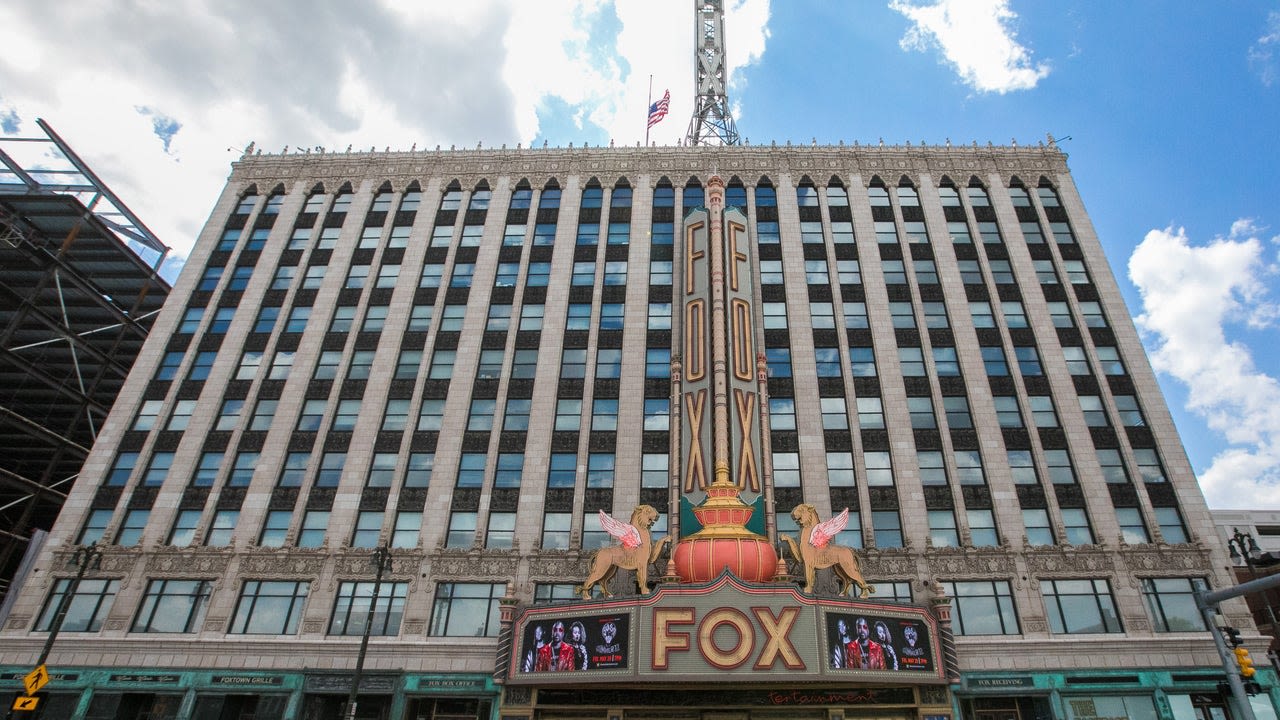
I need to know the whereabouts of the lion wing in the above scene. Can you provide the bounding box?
[598,510,642,549]
[810,508,849,548]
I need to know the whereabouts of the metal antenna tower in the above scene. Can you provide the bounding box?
[686,0,741,146]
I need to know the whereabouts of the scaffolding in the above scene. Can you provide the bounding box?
[0,119,170,602]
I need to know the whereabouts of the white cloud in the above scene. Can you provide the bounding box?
[1129,223,1280,508]
[0,0,771,272]
[1248,11,1280,87]
[890,0,1049,94]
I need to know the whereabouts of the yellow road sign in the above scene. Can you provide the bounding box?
[23,664,49,696]
[13,695,40,712]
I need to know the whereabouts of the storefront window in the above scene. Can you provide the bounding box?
[1064,694,1156,720]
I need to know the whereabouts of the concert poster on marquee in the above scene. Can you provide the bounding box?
[825,611,936,674]
[515,613,631,674]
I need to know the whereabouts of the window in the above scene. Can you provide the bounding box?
[759,259,783,285]
[374,265,399,289]
[648,301,673,332]
[850,346,877,377]
[572,261,595,286]
[842,301,868,329]
[351,511,384,548]
[954,450,985,485]
[904,221,929,244]
[1116,507,1149,543]
[430,582,504,637]
[235,351,263,381]
[836,259,861,285]
[560,348,587,378]
[36,578,119,632]
[933,347,960,376]
[1045,449,1076,484]
[483,509,514,548]
[1028,396,1058,428]
[596,347,622,378]
[417,399,445,432]
[922,301,949,329]
[800,221,824,244]
[651,222,674,245]
[1002,301,1028,328]
[142,452,174,486]
[167,399,197,430]
[467,399,496,432]
[328,580,408,636]
[942,581,1018,636]
[988,260,1013,284]
[193,452,223,486]
[441,306,468,332]
[599,303,624,330]
[155,351,184,381]
[1023,509,1053,545]
[606,222,630,245]
[576,222,599,245]
[889,302,915,329]
[456,453,486,488]
[132,579,212,634]
[1014,346,1043,375]
[773,453,799,488]
[388,226,411,248]
[197,267,223,291]
[209,307,235,333]
[206,510,239,546]
[977,222,1002,245]
[907,397,936,429]
[1062,346,1089,374]
[995,396,1023,428]
[810,302,836,329]
[428,350,455,380]
[229,452,258,486]
[872,511,903,548]
[450,263,475,287]
[865,451,893,486]
[446,512,476,548]
[874,221,898,245]
[106,452,139,486]
[769,397,796,431]
[1141,578,1206,632]
[1134,448,1167,483]
[969,302,995,329]
[831,221,854,245]
[918,451,946,485]
[267,351,294,380]
[259,511,292,547]
[405,453,434,488]
[533,223,557,246]
[420,263,444,288]
[1034,260,1058,285]
[368,453,398,487]
[167,510,201,547]
[899,347,925,376]
[820,397,848,430]
[316,228,340,249]
[504,398,532,431]
[116,509,149,546]
[554,399,582,432]
[1008,449,1037,484]
[391,512,421,549]
[1051,221,1075,245]
[1020,221,1045,244]
[394,350,423,381]
[882,259,907,284]
[764,347,791,378]
[283,306,311,334]
[502,224,526,246]
[494,262,520,288]
[1095,346,1126,375]
[253,306,279,334]
[495,453,524,487]
[1062,508,1094,544]
[1042,579,1121,634]
[642,453,668,488]
[1087,443,1127,483]
[133,400,163,431]
[814,346,842,377]
[828,451,855,486]
[1156,507,1188,543]
[316,452,346,487]
[587,453,615,488]
[948,221,972,244]
[548,453,577,488]
[1079,395,1109,427]
[1114,395,1146,426]
[1080,298,1111,326]
[969,509,999,547]
[645,398,670,431]
[188,351,215,381]
[928,510,958,547]
[226,266,253,291]
[520,304,544,331]
[230,581,309,634]
[943,394,975,429]
[298,511,329,548]
[358,227,382,249]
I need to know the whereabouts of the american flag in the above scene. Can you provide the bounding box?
[647,90,670,129]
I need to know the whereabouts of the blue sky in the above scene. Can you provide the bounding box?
[1,0,1278,508]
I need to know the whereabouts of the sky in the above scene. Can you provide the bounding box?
[1,0,1278,510]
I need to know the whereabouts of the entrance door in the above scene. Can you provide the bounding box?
[975,712,1019,720]
[1190,693,1231,720]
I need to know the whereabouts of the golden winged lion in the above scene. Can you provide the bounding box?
[579,505,670,599]
[780,504,874,598]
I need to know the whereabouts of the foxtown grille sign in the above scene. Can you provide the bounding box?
[507,573,945,685]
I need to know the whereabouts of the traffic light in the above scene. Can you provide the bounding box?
[1234,646,1256,678]
[1223,626,1243,647]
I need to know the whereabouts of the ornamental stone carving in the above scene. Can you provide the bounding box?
[146,552,231,575]
[239,553,327,576]
[925,548,1017,577]
[1024,547,1115,574]
[859,549,918,577]
[527,552,589,579]
[1119,545,1212,573]
[431,550,519,579]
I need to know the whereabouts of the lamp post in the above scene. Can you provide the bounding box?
[1227,527,1280,640]
[36,543,104,667]
[344,544,391,720]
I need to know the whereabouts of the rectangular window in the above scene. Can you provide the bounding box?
[368,453,398,487]
[872,510,903,548]
[253,306,279,333]
[1062,507,1094,545]
[881,260,906,284]
[899,347,925,376]
[907,396,936,429]
[1134,448,1167,483]
[1023,508,1053,545]
[430,582,504,637]
[642,453,668,488]
[542,512,572,550]
[230,581,309,634]
[1116,506,1149,543]
[1045,449,1075,484]
[968,509,999,547]
[943,581,1018,635]
[193,451,223,486]
[587,453,615,488]
[298,511,329,548]
[1156,507,1188,543]
[842,302,868,329]
[1008,449,1037,484]
[889,302,915,329]
[1097,448,1129,484]
[116,509,149,546]
[954,449,985,485]
[142,452,175,486]
[206,510,239,547]
[918,451,946,485]
[329,580,408,637]
[228,451,258,486]
[1014,346,1043,375]
[948,221,972,244]
[392,511,422,549]
[769,397,796,431]
[351,511,384,548]
[277,452,309,487]
[1141,578,1207,632]
[548,453,577,488]
[36,578,119,632]
[168,510,200,547]
[132,579,212,633]
[316,452,346,487]
[428,350,455,379]
[772,452,799,488]
[928,510,958,547]
[865,450,892,485]
[259,510,292,547]
[1042,579,1122,634]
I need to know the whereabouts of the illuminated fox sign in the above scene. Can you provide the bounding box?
[680,184,762,498]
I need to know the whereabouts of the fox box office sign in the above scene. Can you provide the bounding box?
[508,573,945,684]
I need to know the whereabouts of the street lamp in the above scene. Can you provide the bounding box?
[1227,528,1280,639]
[36,543,104,667]
[345,544,391,720]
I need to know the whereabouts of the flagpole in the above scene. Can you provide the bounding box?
[645,74,653,147]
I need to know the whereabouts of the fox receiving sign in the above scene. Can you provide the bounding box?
[507,573,945,685]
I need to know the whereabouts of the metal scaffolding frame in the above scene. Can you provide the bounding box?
[0,119,170,602]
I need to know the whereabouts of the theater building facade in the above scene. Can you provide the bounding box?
[0,143,1272,720]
